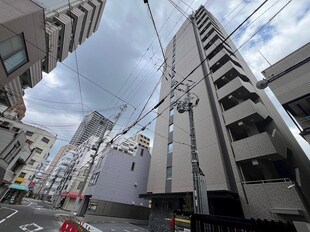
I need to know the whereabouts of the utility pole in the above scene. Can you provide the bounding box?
[176,82,209,215]
[73,105,127,215]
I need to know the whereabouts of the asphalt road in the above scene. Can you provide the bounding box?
[0,199,149,232]
[90,222,149,232]
[0,199,66,232]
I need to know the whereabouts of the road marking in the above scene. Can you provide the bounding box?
[0,207,19,224]
[124,230,130,232]
[19,223,43,232]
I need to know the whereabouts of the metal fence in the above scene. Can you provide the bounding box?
[190,214,296,232]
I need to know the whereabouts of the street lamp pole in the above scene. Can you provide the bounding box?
[176,83,209,215]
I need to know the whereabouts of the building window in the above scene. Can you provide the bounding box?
[19,172,26,178]
[26,139,33,145]
[25,131,33,136]
[169,124,174,133]
[170,108,174,117]
[4,142,20,163]
[34,147,43,154]
[140,148,144,157]
[0,33,28,74]
[29,159,35,165]
[131,162,135,171]
[77,182,83,190]
[41,137,50,144]
[166,166,172,180]
[12,127,20,132]
[89,172,100,186]
[168,143,173,154]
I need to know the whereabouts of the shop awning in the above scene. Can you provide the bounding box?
[9,184,29,191]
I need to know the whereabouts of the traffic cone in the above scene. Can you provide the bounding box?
[65,222,73,232]
[71,224,78,232]
[59,220,68,232]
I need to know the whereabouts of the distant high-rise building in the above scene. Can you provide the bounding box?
[70,111,114,146]
[145,5,310,231]
[262,42,310,144]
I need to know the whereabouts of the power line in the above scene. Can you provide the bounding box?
[105,1,271,147]
[0,22,135,110]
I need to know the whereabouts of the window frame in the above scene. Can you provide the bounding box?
[166,166,172,180]
[0,33,29,75]
[168,142,173,154]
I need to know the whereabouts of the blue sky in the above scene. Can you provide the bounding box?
[23,0,310,159]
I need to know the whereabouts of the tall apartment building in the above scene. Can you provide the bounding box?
[39,144,77,195]
[146,6,310,230]
[44,150,77,201]
[70,111,114,146]
[262,42,310,144]
[0,0,46,117]
[0,0,107,116]
[35,0,106,73]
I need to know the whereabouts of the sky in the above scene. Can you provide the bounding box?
[22,0,310,160]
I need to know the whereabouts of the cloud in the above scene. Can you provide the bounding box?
[21,0,310,160]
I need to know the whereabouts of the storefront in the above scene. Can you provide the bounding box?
[0,183,29,204]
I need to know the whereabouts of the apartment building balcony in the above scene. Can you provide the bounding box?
[223,99,268,126]
[232,132,286,162]
[201,26,224,43]
[209,47,238,68]
[94,0,106,32]
[54,13,72,62]
[79,3,94,44]
[68,8,85,52]
[212,60,247,83]
[202,31,223,51]
[43,22,59,73]
[243,179,306,220]
[217,76,257,102]
[19,61,42,88]
[87,0,101,38]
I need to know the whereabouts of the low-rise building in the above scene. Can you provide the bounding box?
[0,117,56,189]
[83,146,151,219]
[262,42,310,144]
[0,128,32,203]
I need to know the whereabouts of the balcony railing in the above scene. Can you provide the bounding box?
[217,77,256,101]
[242,178,305,220]
[223,99,268,126]
[212,61,246,83]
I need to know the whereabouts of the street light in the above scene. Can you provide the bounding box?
[256,78,269,89]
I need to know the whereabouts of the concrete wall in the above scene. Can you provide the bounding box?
[87,147,150,207]
[0,0,46,86]
[87,199,149,220]
[262,42,310,105]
